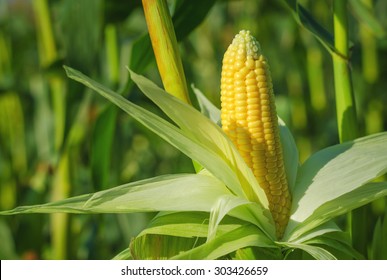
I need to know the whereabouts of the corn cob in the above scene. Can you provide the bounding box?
[220,30,291,238]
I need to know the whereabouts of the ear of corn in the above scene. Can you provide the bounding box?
[220,30,291,238]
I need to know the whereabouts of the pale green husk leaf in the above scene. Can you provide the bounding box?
[287,132,387,238]
[1,174,231,214]
[288,181,387,241]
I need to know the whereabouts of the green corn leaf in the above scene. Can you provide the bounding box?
[305,232,364,260]
[91,104,117,189]
[112,247,132,260]
[282,0,336,55]
[289,220,341,244]
[279,241,336,260]
[129,70,267,207]
[287,132,387,238]
[208,195,251,240]
[233,246,282,260]
[137,211,246,239]
[172,0,216,41]
[370,212,387,259]
[191,84,221,126]
[0,174,231,215]
[278,117,299,193]
[130,234,204,260]
[172,224,276,260]
[288,182,387,241]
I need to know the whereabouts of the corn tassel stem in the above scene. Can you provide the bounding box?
[142,0,191,104]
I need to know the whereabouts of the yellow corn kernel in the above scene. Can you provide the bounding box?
[220,30,292,238]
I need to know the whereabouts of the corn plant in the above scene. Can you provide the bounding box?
[2,58,387,259]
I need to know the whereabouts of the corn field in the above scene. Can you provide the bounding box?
[0,0,387,260]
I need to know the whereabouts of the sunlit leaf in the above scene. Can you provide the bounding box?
[208,195,251,240]
[137,211,246,238]
[289,182,387,241]
[288,132,387,237]
[289,221,341,244]
[172,224,276,260]
[112,247,132,260]
[305,232,364,260]
[233,246,282,260]
[130,234,204,260]
[278,117,299,192]
[191,84,221,126]
[279,241,336,260]
[0,174,231,215]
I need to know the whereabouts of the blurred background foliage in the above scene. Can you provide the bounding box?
[0,0,386,259]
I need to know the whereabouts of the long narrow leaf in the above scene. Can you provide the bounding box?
[130,234,204,260]
[0,174,230,215]
[289,132,387,234]
[278,117,299,192]
[288,181,387,240]
[191,85,221,126]
[137,211,248,238]
[305,234,363,260]
[279,241,336,260]
[171,224,276,260]
[208,195,251,240]
[282,0,336,54]
[289,221,341,244]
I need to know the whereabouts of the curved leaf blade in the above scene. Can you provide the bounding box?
[279,241,336,260]
[289,132,387,235]
[138,211,246,238]
[0,174,230,215]
[288,181,387,240]
[171,224,276,260]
